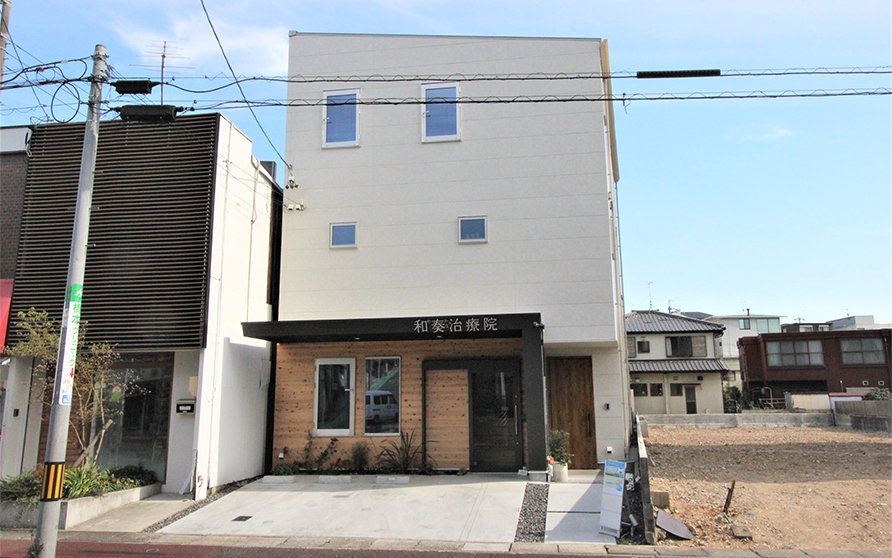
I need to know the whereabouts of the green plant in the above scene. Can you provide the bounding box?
[349,441,370,470]
[65,462,112,499]
[864,387,892,401]
[548,429,571,465]
[269,462,294,475]
[377,430,421,473]
[108,464,158,486]
[315,438,339,469]
[0,470,42,503]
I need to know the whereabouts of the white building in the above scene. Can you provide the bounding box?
[705,313,782,388]
[243,33,628,470]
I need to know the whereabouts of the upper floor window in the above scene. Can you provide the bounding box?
[637,340,651,354]
[756,318,780,333]
[766,340,824,367]
[841,337,886,365]
[323,90,359,147]
[458,216,487,244]
[330,222,357,248]
[739,319,751,330]
[666,335,707,358]
[800,325,814,332]
[422,83,460,142]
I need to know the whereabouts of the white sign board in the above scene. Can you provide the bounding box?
[599,459,626,537]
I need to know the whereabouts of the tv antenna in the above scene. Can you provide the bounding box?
[130,41,193,104]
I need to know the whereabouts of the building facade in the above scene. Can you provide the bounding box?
[244,33,628,471]
[626,311,727,415]
[704,313,782,389]
[0,114,280,500]
[739,329,892,400]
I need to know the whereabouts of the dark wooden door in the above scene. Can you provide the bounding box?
[685,386,697,414]
[547,357,598,469]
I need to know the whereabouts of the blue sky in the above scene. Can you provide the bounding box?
[3,0,890,324]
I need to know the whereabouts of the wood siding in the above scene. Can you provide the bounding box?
[426,369,469,468]
[273,338,522,468]
[547,357,598,469]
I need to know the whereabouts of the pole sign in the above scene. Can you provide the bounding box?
[599,459,626,537]
[58,284,83,406]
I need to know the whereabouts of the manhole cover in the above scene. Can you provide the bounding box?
[232,515,253,522]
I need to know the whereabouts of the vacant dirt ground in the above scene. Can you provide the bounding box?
[646,426,892,550]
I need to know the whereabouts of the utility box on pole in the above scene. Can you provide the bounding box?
[32,44,107,558]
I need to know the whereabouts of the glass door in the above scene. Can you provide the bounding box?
[470,366,521,471]
[314,358,355,436]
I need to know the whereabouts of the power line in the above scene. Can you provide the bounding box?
[199,0,290,181]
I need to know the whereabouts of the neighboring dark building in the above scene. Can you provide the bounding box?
[1,115,280,501]
[739,329,892,400]
[782,322,831,333]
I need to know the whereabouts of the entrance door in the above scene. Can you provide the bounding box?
[547,358,598,469]
[685,385,697,414]
[470,365,521,472]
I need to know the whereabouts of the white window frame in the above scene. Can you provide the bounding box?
[330,222,357,249]
[313,357,356,437]
[323,89,360,148]
[458,215,487,244]
[422,83,461,142]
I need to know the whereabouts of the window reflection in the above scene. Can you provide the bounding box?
[365,357,400,434]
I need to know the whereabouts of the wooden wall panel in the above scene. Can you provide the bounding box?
[272,338,522,468]
[426,369,469,469]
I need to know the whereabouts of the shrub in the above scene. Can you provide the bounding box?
[349,441,370,470]
[548,430,571,465]
[863,387,892,401]
[108,465,158,487]
[0,470,42,502]
[377,431,421,473]
[269,462,294,475]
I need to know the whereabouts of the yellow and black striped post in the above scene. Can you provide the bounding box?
[40,462,66,501]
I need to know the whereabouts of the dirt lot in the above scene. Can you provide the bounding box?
[645,426,892,550]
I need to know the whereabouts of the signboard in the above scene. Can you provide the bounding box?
[58,284,83,406]
[599,459,626,537]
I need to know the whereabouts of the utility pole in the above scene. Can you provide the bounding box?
[0,0,11,100]
[32,44,107,558]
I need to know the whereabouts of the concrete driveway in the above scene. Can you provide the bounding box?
[160,473,528,543]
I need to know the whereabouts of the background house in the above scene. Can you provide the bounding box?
[243,32,628,471]
[0,114,280,500]
[626,310,727,415]
[783,315,889,332]
[704,312,783,389]
[739,329,891,402]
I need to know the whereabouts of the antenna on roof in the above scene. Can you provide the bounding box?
[646,281,654,311]
[130,41,193,104]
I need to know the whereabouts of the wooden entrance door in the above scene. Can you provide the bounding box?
[547,357,598,469]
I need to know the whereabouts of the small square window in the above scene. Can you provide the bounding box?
[650,383,663,396]
[637,340,651,354]
[632,384,648,397]
[422,83,460,142]
[458,216,487,244]
[739,319,750,330]
[330,222,357,248]
[323,89,360,147]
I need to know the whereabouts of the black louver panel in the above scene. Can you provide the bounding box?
[9,113,219,351]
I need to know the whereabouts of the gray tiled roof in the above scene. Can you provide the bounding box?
[625,310,725,334]
[628,359,729,373]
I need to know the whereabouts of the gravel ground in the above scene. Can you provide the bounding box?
[646,426,892,550]
[514,482,549,542]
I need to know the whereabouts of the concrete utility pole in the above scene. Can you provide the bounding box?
[0,0,11,100]
[32,44,107,558]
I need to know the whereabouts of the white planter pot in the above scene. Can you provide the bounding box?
[553,462,569,482]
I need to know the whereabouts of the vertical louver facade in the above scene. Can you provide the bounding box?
[9,113,220,351]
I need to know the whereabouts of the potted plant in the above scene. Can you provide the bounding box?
[548,430,571,482]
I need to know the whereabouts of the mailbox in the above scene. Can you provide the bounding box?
[176,398,196,414]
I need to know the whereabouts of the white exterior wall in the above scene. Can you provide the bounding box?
[630,372,724,415]
[283,34,619,346]
[192,117,274,499]
[628,332,719,360]
[0,358,43,478]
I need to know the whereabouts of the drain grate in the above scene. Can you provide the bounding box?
[232,515,253,522]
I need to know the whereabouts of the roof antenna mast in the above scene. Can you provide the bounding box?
[646,281,654,311]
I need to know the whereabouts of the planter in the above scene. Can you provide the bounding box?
[1,482,161,530]
[552,462,569,482]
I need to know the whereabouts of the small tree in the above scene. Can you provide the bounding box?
[3,308,133,465]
